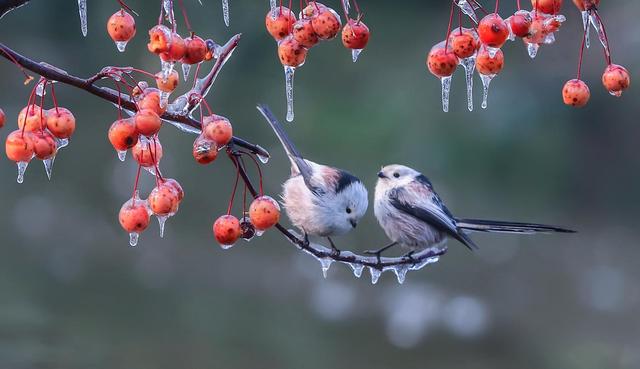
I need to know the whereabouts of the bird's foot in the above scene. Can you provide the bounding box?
[363,242,397,264]
[402,250,417,264]
[327,237,340,256]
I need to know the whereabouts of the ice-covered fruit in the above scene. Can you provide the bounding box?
[148,183,180,216]
[107,9,136,43]
[148,25,172,54]
[160,33,186,62]
[476,47,505,75]
[46,107,76,139]
[135,109,162,137]
[182,35,207,64]
[192,135,218,164]
[138,89,166,115]
[213,215,242,247]
[265,7,296,41]
[278,36,308,67]
[31,130,57,160]
[163,178,184,202]
[5,130,34,162]
[155,70,179,92]
[310,6,341,40]
[202,115,233,146]
[562,79,590,107]
[341,20,370,50]
[108,118,138,151]
[449,28,479,59]
[509,10,532,38]
[602,64,631,97]
[478,14,510,48]
[293,18,319,48]
[249,196,281,231]
[532,0,563,15]
[132,139,163,167]
[18,105,46,132]
[119,197,150,233]
[572,0,599,11]
[427,42,459,77]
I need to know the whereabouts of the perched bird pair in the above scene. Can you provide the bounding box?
[256,105,574,257]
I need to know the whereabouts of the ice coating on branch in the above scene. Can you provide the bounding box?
[351,49,363,63]
[581,11,590,49]
[115,41,128,53]
[368,267,382,284]
[257,152,270,164]
[164,119,202,135]
[16,161,29,184]
[460,56,476,111]
[527,42,540,58]
[455,0,478,23]
[78,0,87,37]
[129,232,139,247]
[222,0,230,27]
[440,76,452,113]
[319,257,334,278]
[284,66,296,122]
[479,73,495,109]
[181,63,191,81]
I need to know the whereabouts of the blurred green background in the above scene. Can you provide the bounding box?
[1,0,639,368]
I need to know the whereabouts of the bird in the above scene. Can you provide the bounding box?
[372,164,574,257]
[256,104,368,252]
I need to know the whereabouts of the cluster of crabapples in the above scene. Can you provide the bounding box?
[3,80,76,182]
[266,1,370,121]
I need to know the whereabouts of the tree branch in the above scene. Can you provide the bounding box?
[0,0,29,19]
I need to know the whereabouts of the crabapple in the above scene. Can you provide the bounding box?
[148,183,180,216]
[107,9,136,43]
[562,79,590,107]
[448,28,479,59]
[293,18,319,48]
[108,118,138,151]
[18,104,46,132]
[160,33,186,62]
[278,36,308,67]
[213,215,242,247]
[341,20,370,50]
[572,0,599,11]
[46,107,76,139]
[0,108,5,128]
[182,35,207,64]
[5,130,34,162]
[427,42,458,78]
[138,88,166,115]
[192,135,218,164]
[478,13,510,48]
[31,130,57,160]
[162,178,184,202]
[310,6,341,40]
[602,64,631,97]
[148,25,172,54]
[119,197,151,233]
[532,0,563,14]
[476,47,505,75]
[202,115,233,146]
[135,109,162,137]
[155,70,179,92]
[249,196,281,231]
[265,7,296,41]
[132,139,163,167]
[509,10,533,38]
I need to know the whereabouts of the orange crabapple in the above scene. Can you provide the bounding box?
[448,28,479,59]
[107,9,136,43]
[213,214,243,248]
[293,18,319,48]
[138,88,166,115]
[31,130,57,160]
[46,107,76,139]
[278,36,308,67]
[148,183,180,216]
[147,24,172,54]
[0,108,5,128]
[5,130,34,162]
[476,47,505,75]
[509,10,533,38]
[265,6,296,41]
[134,108,162,137]
[162,178,184,202]
[159,33,187,62]
[182,34,207,64]
[427,42,459,78]
[119,197,151,234]
[562,79,590,107]
[341,20,370,50]
[192,135,218,164]
[302,1,327,18]
[478,13,510,49]
[572,0,599,11]
[155,70,179,92]
[108,118,139,151]
[18,104,46,132]
[532,0,563,15]
[249,195,281,231]
[202,114,233,146]
[602,64,631,97]
[132,139,163,167]
[309,5,341,40]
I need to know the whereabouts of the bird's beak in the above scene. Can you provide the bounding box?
[350,219,357,229]
[377,171,386,179]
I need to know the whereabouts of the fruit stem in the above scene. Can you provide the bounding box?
[239,151,264,196]
[516,0,521,10]
[177,0,193,33]
[444,0,455,51]
[576,11,588,80]
[227,154,242,215]
[50,80,60,114]
[132,164,142,204]
[593,10,612,65]
[494,0,500,14]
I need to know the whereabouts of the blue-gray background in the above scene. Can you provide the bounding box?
[1,1,639,368]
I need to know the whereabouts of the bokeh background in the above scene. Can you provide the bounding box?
[1,1,639,368]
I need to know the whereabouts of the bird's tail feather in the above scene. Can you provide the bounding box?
[456,218,575,234]
[256,104,302,163]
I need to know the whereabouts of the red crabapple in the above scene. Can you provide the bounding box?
[341,20,370,50]
[478,13,510,49]
[509,10,533,38]
[249,196,281,231]
[448,28,479,59]
[18,104,46,132]
[148,25,172,54]
[265,7,296,41]
[0,108,6,128]
[5,130,34,162]
[138,89,166,115]
[162,178,184,202]
[602,64,631,97]
[562,79,590,107]
[155,70,179,92]
[46,107,76,139]
[119,196,151,234]
[107,9,136,44]
[148,183,180,216]
[132,139,163,167]
[182,35,207,64]
[108,118,138,151]
[293,18,319,48]
[213,215,242,248]
[310,6,341,40]
[427,42,458,78]
[476,47,505,75]
[192,135,218,164]
[532,0,563,14]
[134,109,162,137]
[160,33,186,62]
[202,114,233,146]
[31,130,57,160]
[572,0,599,11]
[278,36,308,67]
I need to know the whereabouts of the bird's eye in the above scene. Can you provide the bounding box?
[346,207,352,214]
[393,172,400,178]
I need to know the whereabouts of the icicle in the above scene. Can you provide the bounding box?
[479,73,495,109]
[36,82,47,97]
[181,63,191,81]
[163,0,174,24]
[77,0,87,37]
[392,265,410,284]
[410,256,441,271]
[348,263,364,278]
[342,0,350,14]
[160,61,175,80]
[368,267,381,285]
[581,11,590,49]
[257,153,270,164]
[440,75,452,113]
[270,0,277,18]
[319,257,334,278]
[222,0,230,27]
[487,46,499,58]
[117,150,127,161]
[115,41,128,53]
[589,13,608,54]
[609,90,622,97]
[129,232,139,247]
[527,43,540,58]
[506,20,515,41]
[351,49,363,63]
[160,91,170,109]
[460,56,476,111]
[157,215,168,238]
[284,66,296,122]
[16,161,29,184]
[220,242,235,250]
[543,33,555,45]
[255,229,265,237]
[43,157,54,180]
[455,0,478,23]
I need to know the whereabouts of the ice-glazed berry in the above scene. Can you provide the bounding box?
[427,42,459,78]
[108,118,138,151]
[107,9,136,42]
[602,64,631,97]
[132,139,163,167]
[18,104,46,132]
[155,70,179,92]
[265,7,296,41]
[562,79,590,107]
[138,88,166,115]
[31,130,57,160]
[160,33,186,62]
[572,0,599,11]
[202,114,233,146]
[532,0,563,14]
[341,20,370,50]
[149,183,180,215]
[135,108,162,137]
[448,28,479,59]
[293,18,319,48]
[192,135,218,164]
[182,35,207,64]
[213,215,242,247]
[162,178,184,202]
[478,13,510,48]
[5,130,34,162]
[476,47,505,75]
[509,10,532,38]
[119,197,151,233]
[278,36,308,67]
[46,107,76,139]
[148,24,172,54]
[249,195,281,231]
[310,6,341,40]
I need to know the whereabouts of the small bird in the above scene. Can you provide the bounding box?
[256,105,368,252]
[373,164,574,256]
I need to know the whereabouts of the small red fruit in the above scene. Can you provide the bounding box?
[278,36,308,67]
[476,47,505,75]
[5,130,34,162]
[155,70,179,92]
[310,6,341,40]
[572,0,599,11]
[132,139,163,167]
[265,7,296,41]
[341,20,370,50]
[192,135,218,164]
[427,42,459,78]
[562,79,590,107]
[202,114,233,146]
[532,0,563,14]
[448,28,479,59]
[509,10,533,38]
[138,88,166,115]
[160,33,186,62]
[31,130,57,160]
[46,107,76,139]
[107,9,136,43]
[249,196,281,231]
[162,178,184,202]
[119,197,151,233]
[182,35,207,64]
[148,25,172,54]
[602,64,631,97]
[18,104,46,132]
[108,118,138,151]
[148,183,180,216]
[135,109,162,137]
[292,18,319,48]
[478,13,510,48]
[213,215,242,247]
